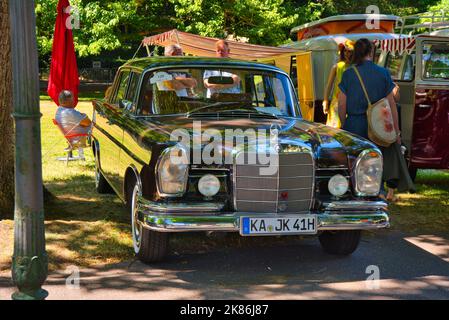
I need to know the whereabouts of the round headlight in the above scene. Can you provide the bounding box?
[355,150,383,196]
[198,174,220,197]
[328,174,349,197]
[160,158,187,182]
[156,146,189,196]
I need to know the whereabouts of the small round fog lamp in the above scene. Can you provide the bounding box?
[328,174,349,197]
[198,174,220,197]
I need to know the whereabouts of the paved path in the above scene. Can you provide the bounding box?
[1,231,448,300]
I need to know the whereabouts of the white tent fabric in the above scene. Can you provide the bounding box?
[141,29,297,60]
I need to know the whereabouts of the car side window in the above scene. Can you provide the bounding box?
[402,54,415,81]
[137,73,153,116]
[123,72,140,113]
[112,70,131,105]
[422,42,449,80]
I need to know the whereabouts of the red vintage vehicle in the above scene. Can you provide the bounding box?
[376,23,449,179]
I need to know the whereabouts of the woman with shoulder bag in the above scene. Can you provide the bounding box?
[337,38,415,201]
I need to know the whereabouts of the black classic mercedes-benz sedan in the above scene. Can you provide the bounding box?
[91,56,388,263]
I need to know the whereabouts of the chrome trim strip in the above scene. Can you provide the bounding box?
[237,199,311,203]
[189,174,227,178]
[235,165,314,169]
[235,175,313,179]
[415,84,449,90]
[137,198,387,215]
[191,167,230,171]
[236,187,312,191]
[323,200,388,211]
[137,197,224,214]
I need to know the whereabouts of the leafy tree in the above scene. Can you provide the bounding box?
[36,0,177,59]
[315,0,438,17]
[170,0,300,45]
[36,0,136,58]
[429,0,449,11]
[35,0,447,62]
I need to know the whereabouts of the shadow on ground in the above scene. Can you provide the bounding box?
[2,231,448,299]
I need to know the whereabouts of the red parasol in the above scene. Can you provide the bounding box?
[47,0,79,106]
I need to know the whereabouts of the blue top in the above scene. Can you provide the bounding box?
[338,60,395,139]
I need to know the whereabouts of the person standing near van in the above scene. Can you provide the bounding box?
[322,40,354,128]
[338,38,415,200]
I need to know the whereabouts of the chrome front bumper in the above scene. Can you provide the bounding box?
[137,198,389,233]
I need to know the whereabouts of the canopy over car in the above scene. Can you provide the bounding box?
[290,14,399,41]
[140,29,297,60]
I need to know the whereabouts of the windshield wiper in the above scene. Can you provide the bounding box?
[217,109,278,117]
[186,101,283,120]
[187,101,254,115]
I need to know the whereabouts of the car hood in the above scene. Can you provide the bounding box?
[135,115,378,169]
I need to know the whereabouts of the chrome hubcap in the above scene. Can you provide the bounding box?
[131,184,142,253]
[94,154,100,188]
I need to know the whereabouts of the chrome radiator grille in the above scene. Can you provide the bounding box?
[234,152,314,213]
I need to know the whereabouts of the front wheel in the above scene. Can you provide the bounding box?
[128,180,168,263]
[318,230,361,255]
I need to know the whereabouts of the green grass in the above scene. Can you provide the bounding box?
[1,101,448,272]
[388,170,449,233]
[1,101,132,272]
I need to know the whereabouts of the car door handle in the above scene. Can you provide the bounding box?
[418,104,432,108]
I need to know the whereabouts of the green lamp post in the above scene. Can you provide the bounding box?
[9,0,48,300]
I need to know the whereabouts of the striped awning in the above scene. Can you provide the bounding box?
[141,29,297,60]
[373,37,416,54]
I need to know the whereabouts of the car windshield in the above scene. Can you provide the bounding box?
[138,67,300,117]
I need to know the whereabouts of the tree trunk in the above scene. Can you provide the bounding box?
[0,0,14,220]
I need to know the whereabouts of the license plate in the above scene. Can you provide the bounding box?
[240,215,317,236]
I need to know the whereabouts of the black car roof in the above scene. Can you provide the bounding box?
[121,56,284,73]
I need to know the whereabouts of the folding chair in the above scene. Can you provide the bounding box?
[52,119,91,165]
